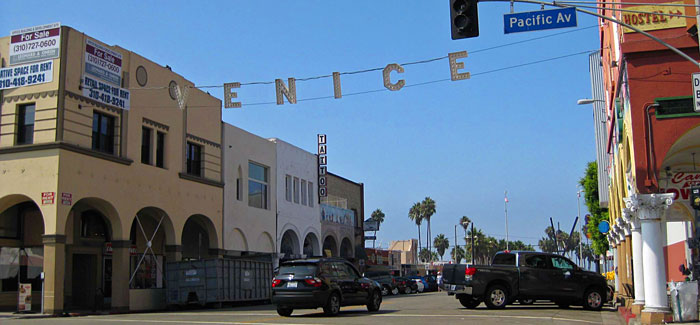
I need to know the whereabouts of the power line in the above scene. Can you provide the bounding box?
[560,3,695,18]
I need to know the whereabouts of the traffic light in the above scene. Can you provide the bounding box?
[450,0,480,40]
[691,187,700,210]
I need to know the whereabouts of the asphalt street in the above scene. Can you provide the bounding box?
[5,291,625,325]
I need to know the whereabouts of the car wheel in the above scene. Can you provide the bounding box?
[484,285,508,309]
[381,285,390,296]
[519,299,535,305]
[458,295,481,309]
[323,292,341,316]
[276,307,293,317]
[583,289,604,311]
[391,287,399,295]
[367,290,382,312]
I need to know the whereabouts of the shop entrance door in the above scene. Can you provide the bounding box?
[71,254,97,309]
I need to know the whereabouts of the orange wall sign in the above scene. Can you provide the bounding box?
[622,1,687,33]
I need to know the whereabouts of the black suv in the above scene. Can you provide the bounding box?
[271,258,383,316]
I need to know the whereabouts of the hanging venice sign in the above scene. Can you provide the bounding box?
[223,51,471,108]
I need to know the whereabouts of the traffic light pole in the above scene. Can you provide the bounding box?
[480,0,700,69]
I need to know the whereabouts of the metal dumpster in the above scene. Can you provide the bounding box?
[166,258,273,306]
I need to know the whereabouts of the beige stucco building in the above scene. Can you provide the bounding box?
[0,26,223,313]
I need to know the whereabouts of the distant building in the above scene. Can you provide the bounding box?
[389,239,418,265]
[321,172,365,263]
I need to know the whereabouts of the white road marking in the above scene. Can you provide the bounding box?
[370,313,602,324]
[68,317,327,325]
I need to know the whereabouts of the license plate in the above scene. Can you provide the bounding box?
[287,281,297,288]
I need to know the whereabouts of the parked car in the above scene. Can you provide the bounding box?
[396,277,417,294]
[424,275,439,292]
[364,270,399,295]
[442,251,608,310]
[271,258,383,316]
[407,275,430,292]
[412,278,425,293]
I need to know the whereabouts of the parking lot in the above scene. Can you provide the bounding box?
[5,291,624,325]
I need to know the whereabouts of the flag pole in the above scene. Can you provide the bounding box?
[504,190,509,251]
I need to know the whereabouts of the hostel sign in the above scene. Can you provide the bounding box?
[621,1,686,33]
[504,7,577,34]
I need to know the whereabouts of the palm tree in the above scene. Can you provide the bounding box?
[460,216,471,252]
[421,197,436,253]
[433,234,449,261]
[370,209,385,251]
[451,246,465,264]
[419,248,433,263]
[408,202,422,254]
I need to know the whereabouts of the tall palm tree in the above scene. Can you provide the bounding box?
[459,216,471,250]
[451,246,465,264]
[408,202,422,255]
[433,234,449,261]
[421,197,436,253]
[370,209,385,251]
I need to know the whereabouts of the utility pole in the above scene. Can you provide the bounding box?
[577,189,583,267]
[454,225,458,262]
[504,190,509,251]
[471,223,475,265]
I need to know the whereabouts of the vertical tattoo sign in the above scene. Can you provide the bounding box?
[318,134,327,199]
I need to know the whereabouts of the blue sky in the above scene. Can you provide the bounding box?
[3,1,600,252]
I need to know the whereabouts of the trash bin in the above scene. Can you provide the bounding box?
[669,281,698,322]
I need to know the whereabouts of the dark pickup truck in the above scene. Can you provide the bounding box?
[443,251,608,310]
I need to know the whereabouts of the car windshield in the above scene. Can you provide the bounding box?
[278,263,317,276]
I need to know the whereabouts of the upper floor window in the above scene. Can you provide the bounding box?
[186,142,202,176]
[248,162,268,209]
[92,112,115,154]
[293,177,300,204]
[156,131,165,168]
[141,127,152,164]
[308,182,314,207]
[301,180,307,206]
[285,175,292,202]
[16,104,35,145]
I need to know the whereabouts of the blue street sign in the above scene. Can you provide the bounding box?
[598,220,610,234]
[504,7,577,34]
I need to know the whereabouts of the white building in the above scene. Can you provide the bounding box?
[222,123,277,256]
[270,139,322,260]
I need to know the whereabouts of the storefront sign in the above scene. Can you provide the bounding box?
[18,283,31,311]
[82,75,130,110]
[693,73,700,112]
[661,172,700,200]
[321,204,355,226]
[0,60,53,90]
[85,38,122,86]
[41,192,55,205]
[622,2,686,33]
[10,22,60,65]
[318,134,327,197]
[61,192,72,205]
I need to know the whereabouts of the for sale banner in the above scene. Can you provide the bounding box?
[85,38,122,86]
[0,60,53,90]
[10,22,60,65]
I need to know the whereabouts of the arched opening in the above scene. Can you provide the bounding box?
[303,232,320,257]
[181,215,217,260]
[64,198,117,310]
[0,195,44,311]
[256,232,274,253]
[129,207,173,290]
[340,238,353,259]
[323,235,338,257]
[229,228,248,252]
[280,230,300,259]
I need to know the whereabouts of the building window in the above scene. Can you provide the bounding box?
[248,162,268,209]
[92,112,115,154]
[141,127,152,164]
[236,178,242,200]
[301,180,307,206]
[16,104,35,145]
[308,182,314,207]
[80,210,109,240]
[186,142,202,176]
[156,131,165,168]
[285,175,292,202]
[293,177,300,204]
